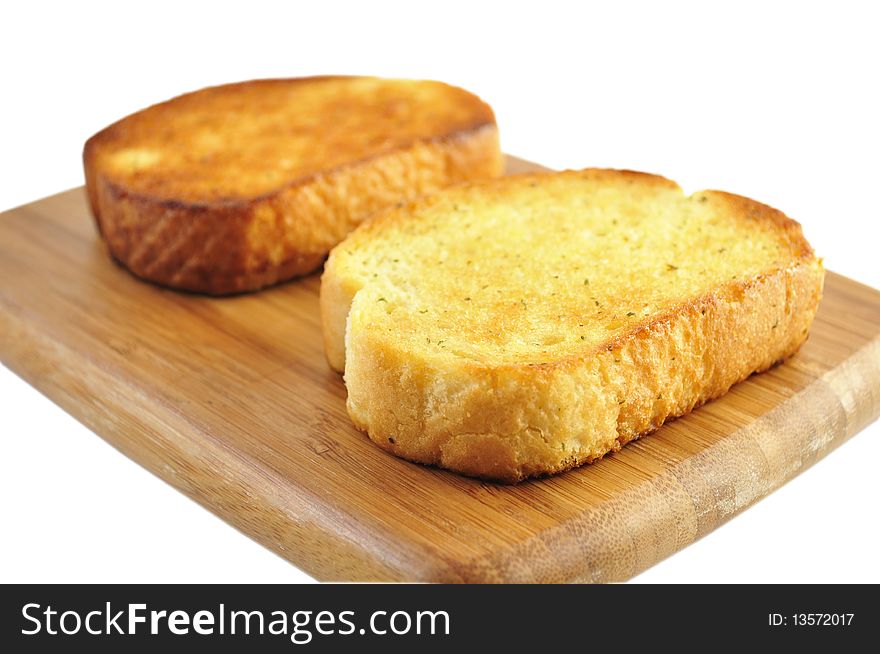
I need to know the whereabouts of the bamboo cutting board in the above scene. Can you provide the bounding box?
[1,157,879,582]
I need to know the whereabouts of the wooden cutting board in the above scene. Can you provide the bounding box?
[2,157,878,582]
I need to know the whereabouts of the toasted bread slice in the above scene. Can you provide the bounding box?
[83,77,502,294]
[321,169,824,482]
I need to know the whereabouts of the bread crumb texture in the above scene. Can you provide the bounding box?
[84,77,502,294]
[322,169,824,482]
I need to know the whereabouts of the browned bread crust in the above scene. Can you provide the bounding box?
[83,77,502,294]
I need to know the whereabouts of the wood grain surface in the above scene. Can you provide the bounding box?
[1,156,878,582]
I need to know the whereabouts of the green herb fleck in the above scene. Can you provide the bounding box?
[666,263,679,271]
[583,278,590,286]
[377,297,387,303]
[626,311,636,317]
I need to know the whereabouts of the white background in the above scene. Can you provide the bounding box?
[2,0,878,583]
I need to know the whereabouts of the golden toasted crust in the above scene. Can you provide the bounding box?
[83,77,502,294]
[321,169,824,482]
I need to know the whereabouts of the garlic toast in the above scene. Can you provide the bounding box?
[321,169,824,482]
[84,77,502,294]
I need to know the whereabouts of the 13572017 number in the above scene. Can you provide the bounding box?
[791,613,854,626]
